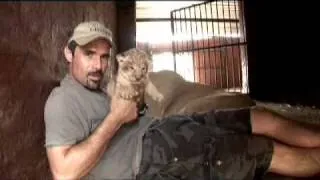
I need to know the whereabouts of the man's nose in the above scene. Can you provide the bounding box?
[93,57,102,70]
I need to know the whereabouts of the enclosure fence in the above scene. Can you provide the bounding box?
[170,0,248,93]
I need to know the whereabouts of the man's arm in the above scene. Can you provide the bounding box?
[45,96,138,180]
[46,113,121,179]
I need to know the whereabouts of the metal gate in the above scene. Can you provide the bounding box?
[170,0,248,93]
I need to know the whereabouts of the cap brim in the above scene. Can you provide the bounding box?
[73,33,113,47]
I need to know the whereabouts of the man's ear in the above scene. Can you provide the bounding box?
[64,46,73,63]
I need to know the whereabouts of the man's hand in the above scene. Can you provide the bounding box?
[46,95,139,180]
[109,96,138,125]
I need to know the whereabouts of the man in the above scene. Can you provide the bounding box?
[44,21,320,180]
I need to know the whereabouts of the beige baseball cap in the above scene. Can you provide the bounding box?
[68,21,113,47]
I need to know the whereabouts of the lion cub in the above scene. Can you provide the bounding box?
[105,48,163,115]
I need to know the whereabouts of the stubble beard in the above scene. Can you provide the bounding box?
[86,78,100,90]
[87,69,112,91]
[86,72,102,90]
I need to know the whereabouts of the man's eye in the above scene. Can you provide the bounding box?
[85,51,94,58]
[101,55,110,61]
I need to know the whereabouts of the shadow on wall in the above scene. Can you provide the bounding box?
[0,52,59,179]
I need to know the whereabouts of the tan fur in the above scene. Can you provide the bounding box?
[144,70,255,117]
[105,48,163,109]
[177,94,255,115]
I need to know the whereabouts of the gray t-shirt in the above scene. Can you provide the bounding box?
[44,74,156,179]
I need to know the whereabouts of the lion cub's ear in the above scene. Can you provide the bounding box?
[116,54,129,65]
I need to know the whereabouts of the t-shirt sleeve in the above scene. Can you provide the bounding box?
[44,93,85,148]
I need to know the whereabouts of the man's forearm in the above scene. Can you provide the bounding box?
[52,113,123,179]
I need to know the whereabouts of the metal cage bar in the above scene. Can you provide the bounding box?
[170,0,248,93]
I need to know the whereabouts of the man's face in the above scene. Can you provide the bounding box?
[70,39,111,90]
